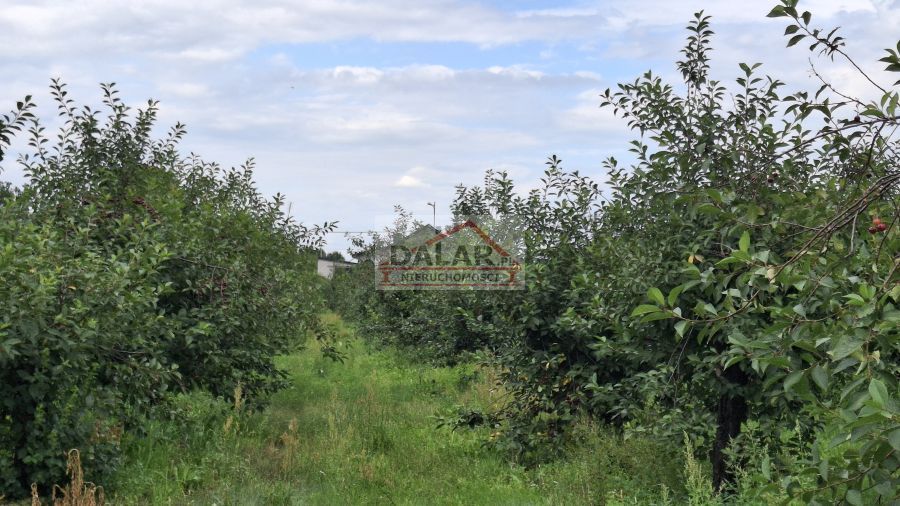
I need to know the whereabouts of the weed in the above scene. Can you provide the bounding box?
[30,450,104,506]
[683,433,720,506]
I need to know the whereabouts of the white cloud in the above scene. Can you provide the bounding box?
[516,7,601,19]
[157,82,211,98]
[174,48,244,63]
[331,66,385,85]
[574,70,603,80]
[557,88,625,133]
[1,0,897,256]
[402,65,457,81]
[394,167,431,188]
[600,0,877,29]
[395,174,427,188]
[0,0,609,64]
[487,66,545,79]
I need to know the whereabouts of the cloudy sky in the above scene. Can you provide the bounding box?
[1,0,896,253]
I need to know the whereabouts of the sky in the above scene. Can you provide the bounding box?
[1,0,897,254]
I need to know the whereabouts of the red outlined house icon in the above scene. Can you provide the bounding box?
[377,220,522,290]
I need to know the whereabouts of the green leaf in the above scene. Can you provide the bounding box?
[846,489,863,506]
[841,376,867,402]
[667,285,684,306]
[784,370,804,392]
[810,365,828,391]
[716,256,742,267]
[766,5,786,17]
[829,338,863,361]
[787,34,806,47]
[674,320,689,339]
[647,287,665,307]
[868,379,889,410]
[882,306,900,322]
[739,231,750,252]
[631,304,661,317]
[888,428,900,451]
[724,355,744,369]
[641,311,673,323]
[875,479,895,497]
[727,332,749,347]
[889,284,900,302]
[818,459,829,481]
[854,303,875,319]
[858,283,876,300]
[844,293,866,306]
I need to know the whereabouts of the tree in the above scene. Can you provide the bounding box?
[319,250,348,262]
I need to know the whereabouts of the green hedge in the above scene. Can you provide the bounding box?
[0,82,332,498]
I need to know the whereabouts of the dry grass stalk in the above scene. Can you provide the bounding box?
[279,417,299,472]
[30,449,104,506]
[223,382,244,435]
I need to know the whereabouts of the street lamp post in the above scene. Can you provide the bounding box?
[427,201,436,232]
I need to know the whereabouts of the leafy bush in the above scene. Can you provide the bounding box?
[0,82,332,497]
[329,208,507,364]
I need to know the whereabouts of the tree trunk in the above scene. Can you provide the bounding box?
[711,365,748,490]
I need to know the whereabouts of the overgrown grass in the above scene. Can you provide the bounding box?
[107,314,695,505]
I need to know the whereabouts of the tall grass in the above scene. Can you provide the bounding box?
[106,314,691,505]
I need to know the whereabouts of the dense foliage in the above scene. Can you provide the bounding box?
[333,2,899,503]
[0,82,331,497]
[327,207,501,362]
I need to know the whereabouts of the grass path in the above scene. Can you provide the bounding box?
[111,315,685,505]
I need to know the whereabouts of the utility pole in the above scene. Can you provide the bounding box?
[427,201,436,232]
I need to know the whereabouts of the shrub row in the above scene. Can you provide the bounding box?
[333,4,899,503]
[0,82,330,497]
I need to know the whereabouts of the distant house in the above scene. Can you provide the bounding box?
[355,225,441,265]
[317,258,354,279]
